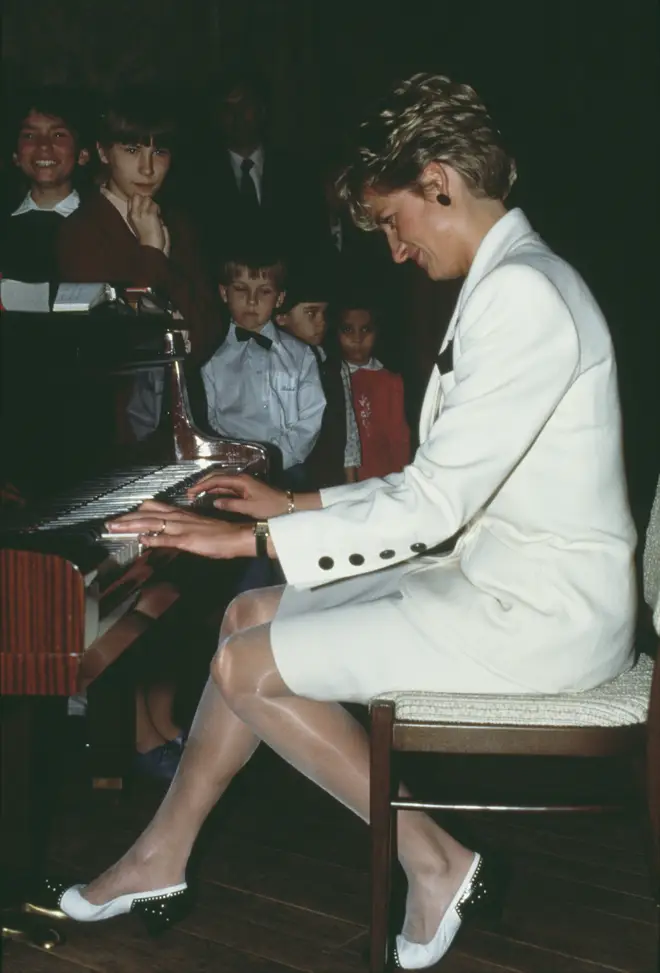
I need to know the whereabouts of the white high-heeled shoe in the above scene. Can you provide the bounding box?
[394,853,504,970]
[24,877,190,935]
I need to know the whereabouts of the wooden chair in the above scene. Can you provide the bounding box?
[369,644,659,972]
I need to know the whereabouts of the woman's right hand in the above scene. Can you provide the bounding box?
[128,194,166,251]
[188,473,289,520]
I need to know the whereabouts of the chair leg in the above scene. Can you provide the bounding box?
[370,702,396,973]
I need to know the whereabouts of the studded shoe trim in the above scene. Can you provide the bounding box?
[22,877,71,919]
[455,855,487,920]
[129,888,187,907]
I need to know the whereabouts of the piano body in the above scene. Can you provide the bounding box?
[1,326,272,697]
[0,316,274,908]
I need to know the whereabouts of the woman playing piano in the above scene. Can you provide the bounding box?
[57,87,222,366]
[37,73,636,971]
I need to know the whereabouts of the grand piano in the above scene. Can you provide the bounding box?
[0,309,275,940]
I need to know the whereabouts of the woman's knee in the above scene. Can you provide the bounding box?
[211,626,284,711]
[211,631,256,704]
[222,585,285,637]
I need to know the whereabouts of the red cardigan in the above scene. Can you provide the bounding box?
[350,367,411,481]
[57,192,223,364]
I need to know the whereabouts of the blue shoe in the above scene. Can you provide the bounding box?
[134,735,184,780]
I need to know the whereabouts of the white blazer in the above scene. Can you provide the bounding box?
[269,209,637,691]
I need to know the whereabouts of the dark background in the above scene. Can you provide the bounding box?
[2,0,658,523]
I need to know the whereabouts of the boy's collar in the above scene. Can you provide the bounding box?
[12,189,80,217]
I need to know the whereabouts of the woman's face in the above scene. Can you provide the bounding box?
[338,309,376,366]
[98,141,171,199]
[365,181,468,280]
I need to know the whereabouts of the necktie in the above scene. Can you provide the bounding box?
[239,157,259,209]
[235,326,272,350]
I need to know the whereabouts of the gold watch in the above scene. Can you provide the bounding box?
[253,521,270,558]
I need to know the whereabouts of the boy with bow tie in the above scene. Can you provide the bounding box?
[201,247,325,485]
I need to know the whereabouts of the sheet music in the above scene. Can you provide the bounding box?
[0,279,50,312]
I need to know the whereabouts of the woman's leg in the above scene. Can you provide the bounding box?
[82,585,285,905]
[216,626,474,945]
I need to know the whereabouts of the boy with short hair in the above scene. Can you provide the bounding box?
[201,248,326,484]
[1,87,90,282]
[276,270,361,487]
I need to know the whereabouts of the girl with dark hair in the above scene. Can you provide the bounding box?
[57,88,221,365]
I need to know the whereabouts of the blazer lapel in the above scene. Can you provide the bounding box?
[417,209,538,442]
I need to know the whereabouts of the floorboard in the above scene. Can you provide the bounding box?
[3,737,657,973]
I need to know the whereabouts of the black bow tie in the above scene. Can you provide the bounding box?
[235,326,272,350]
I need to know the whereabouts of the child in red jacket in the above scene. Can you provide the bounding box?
[337,302,410,481]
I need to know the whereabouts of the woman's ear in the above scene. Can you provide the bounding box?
[96,141,109,165]
[419,161,451,200]
[218,284,228,304]
[275,290,286,308]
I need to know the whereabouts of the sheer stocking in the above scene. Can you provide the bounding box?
[83,585,474,945]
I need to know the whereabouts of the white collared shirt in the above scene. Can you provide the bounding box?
[201,320,325,469]
[347,357,383,373]
[228,146,265,203]
[12,189,80,218]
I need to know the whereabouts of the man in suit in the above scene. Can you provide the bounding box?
[193,72,328,268]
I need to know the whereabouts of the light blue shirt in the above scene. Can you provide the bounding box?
[201,321,326,470]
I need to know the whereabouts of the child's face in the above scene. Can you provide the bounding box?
[98,141,171,200]
[220,268,284,331]
[338,309,376,365]
[13,111,88,191]
[279,302,328,346]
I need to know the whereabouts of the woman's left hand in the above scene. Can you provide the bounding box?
[105,500,252,559]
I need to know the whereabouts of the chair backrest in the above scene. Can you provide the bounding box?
[646,642,660,898]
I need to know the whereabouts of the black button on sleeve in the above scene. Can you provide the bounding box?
[379,549,395,560]
[349,554,365,566]
[410,542,427,553]
[318,556,334,570]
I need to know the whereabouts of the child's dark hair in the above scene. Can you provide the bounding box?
[8,85,91,151]
[219,241,287,292]
[97,87,178,151]
[334,295,381,329]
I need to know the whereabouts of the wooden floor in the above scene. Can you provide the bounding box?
[2,736,657,973]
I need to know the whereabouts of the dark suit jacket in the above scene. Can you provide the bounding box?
[304,348,348,490]
[0,210,66,284]
[186,144,328,267]
[57,192,224,365]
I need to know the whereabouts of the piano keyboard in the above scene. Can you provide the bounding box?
[10,460,240,534]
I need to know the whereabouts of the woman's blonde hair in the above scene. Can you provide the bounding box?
[337,73,517,230]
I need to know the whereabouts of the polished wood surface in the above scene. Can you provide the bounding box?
[0,552,85,696]
[2,741,658,972]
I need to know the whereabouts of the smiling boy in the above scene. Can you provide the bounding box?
[1,87,90,281]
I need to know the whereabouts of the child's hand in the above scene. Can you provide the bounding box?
[128,194,166,251]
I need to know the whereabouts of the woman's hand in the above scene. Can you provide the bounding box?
[188,473,289,520]
[128,194,166,251]
[105,500,253,558]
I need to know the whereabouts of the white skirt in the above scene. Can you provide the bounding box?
[269,556,532,704]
